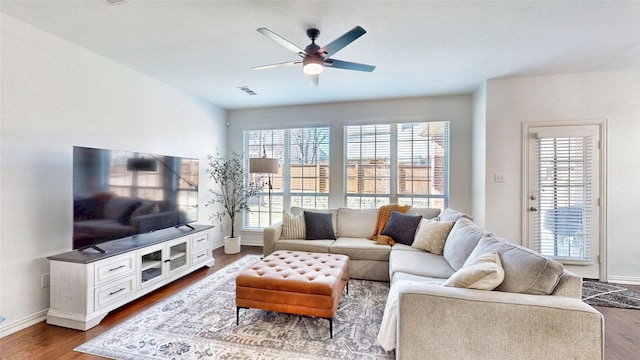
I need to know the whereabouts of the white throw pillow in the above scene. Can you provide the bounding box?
[443,250,505,290]
[280,210,306,239]
[411,219,455,255]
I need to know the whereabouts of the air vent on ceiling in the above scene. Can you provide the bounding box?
[238,86,258,95]
[106,0,127,5]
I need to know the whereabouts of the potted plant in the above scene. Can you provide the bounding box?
[206,151,259,254]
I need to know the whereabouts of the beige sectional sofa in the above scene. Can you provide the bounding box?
[262,207,604,359]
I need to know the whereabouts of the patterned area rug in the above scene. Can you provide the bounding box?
[76,255,394,359]
[582,280,640,309]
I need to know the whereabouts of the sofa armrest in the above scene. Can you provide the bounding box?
[263,221,283,257]
[396,282,604,360]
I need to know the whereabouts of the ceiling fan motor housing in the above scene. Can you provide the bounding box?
[306,28,320,41]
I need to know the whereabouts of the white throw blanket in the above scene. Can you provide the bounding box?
[377,279,443,351]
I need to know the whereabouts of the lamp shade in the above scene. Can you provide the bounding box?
[249,158,278,174]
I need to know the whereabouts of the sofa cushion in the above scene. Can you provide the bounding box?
[281,210,306,239]
[275,239,335,253]
[392,271,447,284]
[304,211,337,240]
[443,250,505,290]
[468,235,564,295]
[381,211,422,245]
[411,219,455,255]
[389,249,456,280]
[331,237,391,261]
[443,217,488,271]
[336,207,378,238]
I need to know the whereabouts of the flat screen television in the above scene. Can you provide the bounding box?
[73,146,199,252]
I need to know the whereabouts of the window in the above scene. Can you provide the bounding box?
[244,127,330,228]
[344,122,449,209]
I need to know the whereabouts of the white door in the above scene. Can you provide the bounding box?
[523,123,605,280]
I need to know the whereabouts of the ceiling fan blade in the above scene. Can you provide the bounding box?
[251,60,301,71]
[324,58,376,72]
[320,26,367,58]
[308,74,319,87]
[257,28,306,56]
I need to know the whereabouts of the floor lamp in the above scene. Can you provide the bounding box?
[249,157,278,225]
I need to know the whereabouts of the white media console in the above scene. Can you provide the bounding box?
[46,225,215,330]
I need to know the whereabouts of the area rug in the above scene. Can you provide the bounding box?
[75,255,394,359]
[582,280,640,310]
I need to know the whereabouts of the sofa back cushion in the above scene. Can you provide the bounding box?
[443,217,488,270]
[467,235,564,295]
[406,208,441,220]
[438,207,473,222]
[337,207,378,238]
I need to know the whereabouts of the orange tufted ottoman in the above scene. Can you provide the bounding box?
[236,250,349,338]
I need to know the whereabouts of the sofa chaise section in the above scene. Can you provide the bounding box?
[395,281,604,360]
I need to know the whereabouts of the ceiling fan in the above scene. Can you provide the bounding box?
[252,26,376,87]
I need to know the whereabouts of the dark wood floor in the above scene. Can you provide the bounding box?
[1,246,638,359]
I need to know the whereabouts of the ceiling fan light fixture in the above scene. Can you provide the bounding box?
[303,56,324,75]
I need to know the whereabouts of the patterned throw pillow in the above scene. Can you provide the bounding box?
[443,250,505,290]
[411,219,455,255]
[280,210,306,239]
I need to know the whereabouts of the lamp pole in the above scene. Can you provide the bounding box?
[249,156,278,226]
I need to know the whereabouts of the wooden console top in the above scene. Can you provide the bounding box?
[48,224,213,264]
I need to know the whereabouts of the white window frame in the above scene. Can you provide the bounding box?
[243,127,331,228]
[343,121,450,209]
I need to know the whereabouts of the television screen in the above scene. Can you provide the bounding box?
[72,146,199,251]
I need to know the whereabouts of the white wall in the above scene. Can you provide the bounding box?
[0,14,226,336]
[484,69,640,283]
[471,84,487,226]
[228,95,474,236]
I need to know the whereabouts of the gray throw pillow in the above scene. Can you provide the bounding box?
[380,211,422,245]
[304,211,336,240]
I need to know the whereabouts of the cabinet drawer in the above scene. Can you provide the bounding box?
[95,253,135,286]
[191,233,209,250]
[191,248,210,266]
[95,276,135,310]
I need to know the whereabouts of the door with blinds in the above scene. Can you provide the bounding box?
[524,123,604,280]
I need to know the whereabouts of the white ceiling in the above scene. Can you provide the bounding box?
[2,1,640,110]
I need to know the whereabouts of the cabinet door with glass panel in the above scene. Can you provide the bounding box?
[138,237,190,288]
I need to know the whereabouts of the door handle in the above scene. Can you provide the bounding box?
[529,207,538,212]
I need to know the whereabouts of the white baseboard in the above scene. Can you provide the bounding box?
[0,309,48,339]
[606,275,640,285]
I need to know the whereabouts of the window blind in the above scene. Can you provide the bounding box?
[532,135,592,262]
[344,122,449,209]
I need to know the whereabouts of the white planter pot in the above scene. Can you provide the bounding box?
[224,236,241,254]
